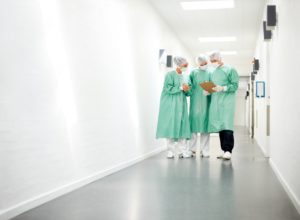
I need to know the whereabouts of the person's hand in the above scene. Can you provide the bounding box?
[182,84,190,92]
[203,90,210,96]
[212,85,225,92]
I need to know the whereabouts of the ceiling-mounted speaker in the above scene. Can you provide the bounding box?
[253,59,259,71]
[267,5,277,30]
[166,55,173,67]
[263,21,272,40]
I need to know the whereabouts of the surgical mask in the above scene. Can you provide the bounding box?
[199,65,207,70]
[211,63,219,68]
[181,67,187,72]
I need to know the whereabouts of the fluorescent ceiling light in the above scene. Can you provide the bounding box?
[181,1,234,10]
[199,36,237,42]
[221,51,237,55]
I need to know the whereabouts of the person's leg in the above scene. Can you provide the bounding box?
[200,133,210,157]
[222,130,234,153]
[221,130,234,160]
[219,130,225,152]
[217,131,226,159]
[189,133,198,154]
[178,139,192,158]
[166,138,175,158]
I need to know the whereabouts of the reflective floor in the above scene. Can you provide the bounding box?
[12,127,300,220]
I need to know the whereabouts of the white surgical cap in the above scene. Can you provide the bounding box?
[173,56,187,67]
[195,55,208,65]
[209,51,222,61]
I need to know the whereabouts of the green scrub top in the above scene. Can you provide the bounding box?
[208,65,239,132]
[156,70,191,139]
[188,68,211,133]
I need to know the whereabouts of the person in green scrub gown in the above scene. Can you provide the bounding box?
[187,55,211,158]
[208,51,239,160]
[156,56,192,159]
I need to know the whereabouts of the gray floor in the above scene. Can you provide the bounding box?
[12,127,300,220]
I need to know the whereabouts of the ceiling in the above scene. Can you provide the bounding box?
[148,0,267,76]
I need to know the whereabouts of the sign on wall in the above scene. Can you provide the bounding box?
[256,81,265,98]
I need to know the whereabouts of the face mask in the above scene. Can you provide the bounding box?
[211,63,219,68]
[181,67,187,72]
[199,65,207,70]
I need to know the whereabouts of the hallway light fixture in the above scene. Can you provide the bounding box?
[221,51,237,55]
[199,36,236,42]
[181,0,234,10]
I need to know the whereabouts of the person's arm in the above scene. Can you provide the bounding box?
[184,73,193,96]
[212,68,239,93]
[163,73,182,94]
[224,68,239,93]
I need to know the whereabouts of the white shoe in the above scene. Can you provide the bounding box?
[202,153,210,158]
[166,151,175,159]
[183,151,193,158]
[223,152,232,160]
[200,150,210,158]
[217,152,225,159]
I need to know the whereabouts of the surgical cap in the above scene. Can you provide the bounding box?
[195,55,208,65]
[173,56,187,67]
[209,51,222,61]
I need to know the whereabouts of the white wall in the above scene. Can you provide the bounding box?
[234,77,250,127]
[254,38,270,155]
[254,0,300,213]
[0,0,193,219]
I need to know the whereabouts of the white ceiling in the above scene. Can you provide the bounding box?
[148,0,267,76]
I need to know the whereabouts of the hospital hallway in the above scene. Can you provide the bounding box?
[1,0,300,219]
[9,127,300,220]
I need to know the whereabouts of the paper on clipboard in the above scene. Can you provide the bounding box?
[200,82,216,93]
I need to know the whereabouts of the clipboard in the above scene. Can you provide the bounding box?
[200,82,216,93]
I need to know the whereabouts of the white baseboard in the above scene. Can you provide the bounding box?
[269,159,300,215]
[257,142,269,158]
[0,146,166,220]
[254,137,270,158]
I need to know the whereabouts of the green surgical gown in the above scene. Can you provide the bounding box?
[156,70,191,139]
[188,68,211,133]
[208,65,239,132]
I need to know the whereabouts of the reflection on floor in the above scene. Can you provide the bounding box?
[12,127,300,220]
